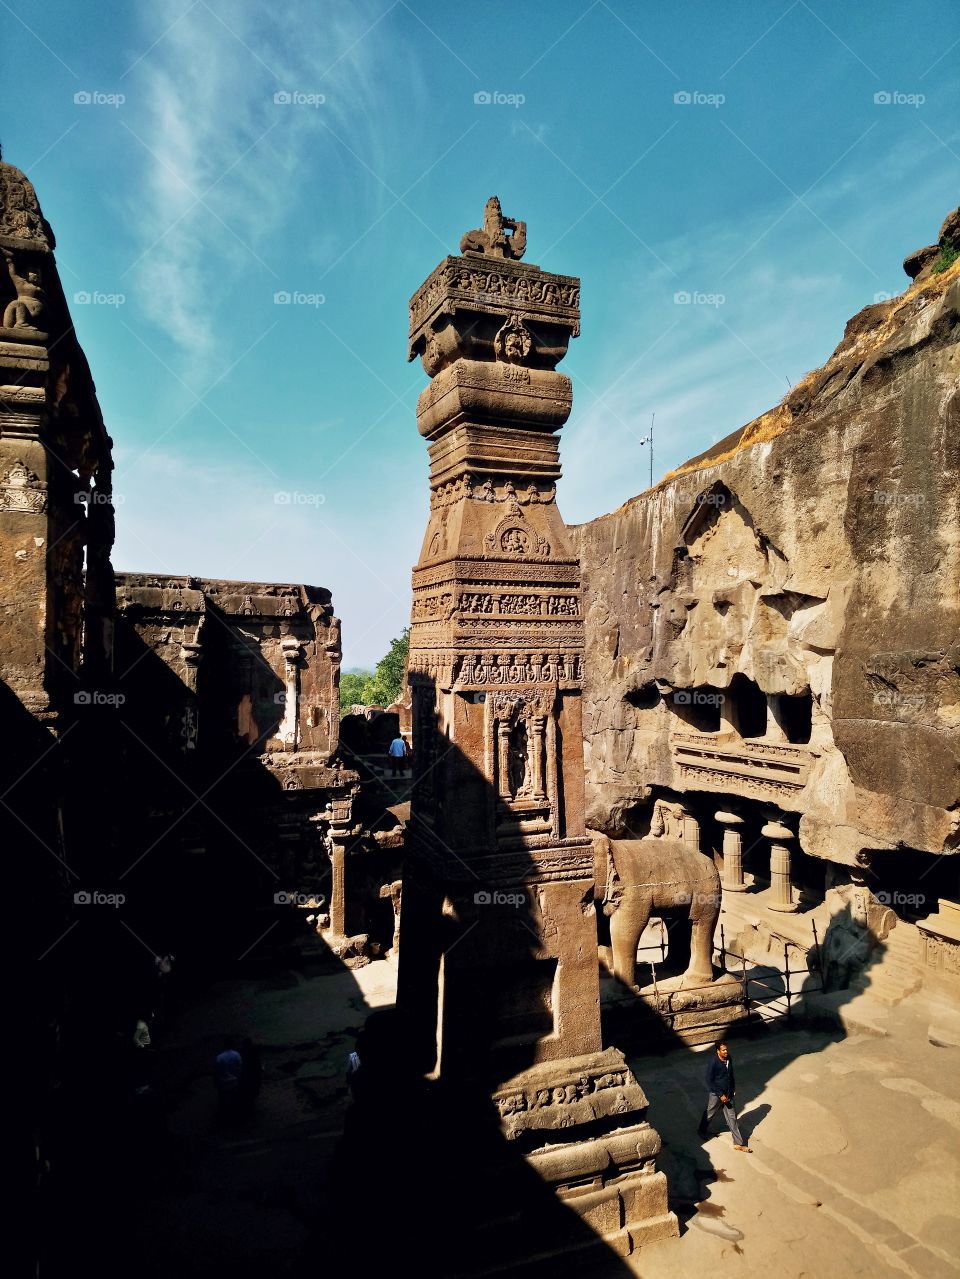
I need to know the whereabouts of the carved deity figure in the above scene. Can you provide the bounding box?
[459,196,527,260]
[2,249,45,331]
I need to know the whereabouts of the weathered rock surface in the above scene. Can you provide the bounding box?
[571,217,960,870]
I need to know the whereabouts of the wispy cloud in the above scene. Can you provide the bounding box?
[122,0,420,370]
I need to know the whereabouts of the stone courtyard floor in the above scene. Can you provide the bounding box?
[123,954,959,1278]
[625,995,960,1279]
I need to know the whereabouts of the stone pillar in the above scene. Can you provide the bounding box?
[765,694,787,742]
[682,812,701,852]
[326,792,356,938]
[718,688,737,735]
[717,810,746,891]
[764,820,796,912]
[391,196,677,1258]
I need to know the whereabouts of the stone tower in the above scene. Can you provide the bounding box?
[397,198,678,1257]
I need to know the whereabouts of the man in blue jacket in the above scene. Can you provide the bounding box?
[697,1041,750,1151]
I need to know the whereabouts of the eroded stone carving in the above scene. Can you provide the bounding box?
[0,458,46,512]
[2,248,45,334]
[459,195,527,260]
[494,314,533,363]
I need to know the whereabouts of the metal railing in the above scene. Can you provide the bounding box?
[714,921,825,1025]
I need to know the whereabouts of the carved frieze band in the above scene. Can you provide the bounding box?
[430,474,557,510]
[407,649,583,688]
[414,559,578,588]
[412,589,579,621]
[673,733,811,797]
[409,258,581,332]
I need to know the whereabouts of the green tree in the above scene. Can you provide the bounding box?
[338,630,410,716]
[362,629,410,708]
[339,670,372,715]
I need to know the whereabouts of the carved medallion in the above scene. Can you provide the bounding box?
[494,313,533,364]
[500,526,530,554]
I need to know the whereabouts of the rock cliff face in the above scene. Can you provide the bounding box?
[571,219,960,876]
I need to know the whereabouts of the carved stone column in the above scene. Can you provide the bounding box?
[717,810,746,891]
[682,812,701,852]
[764,820,796,912]
[390,197,677,1259]
[327,792,356,938]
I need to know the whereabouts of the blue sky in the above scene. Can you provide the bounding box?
[5,1,958,667]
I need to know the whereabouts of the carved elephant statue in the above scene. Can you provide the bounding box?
[594,832,721,991]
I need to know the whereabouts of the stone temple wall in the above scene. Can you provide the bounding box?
[571,233,959,912]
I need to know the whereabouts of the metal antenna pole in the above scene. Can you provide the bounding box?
[649,413,654,489]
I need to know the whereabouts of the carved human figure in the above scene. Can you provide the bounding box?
[2,249,44,331]
[502,528,530,554]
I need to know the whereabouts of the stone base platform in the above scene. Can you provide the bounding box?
[466,1046,679,1269]
[602,971,749,1048]
[336,1017,677,1275]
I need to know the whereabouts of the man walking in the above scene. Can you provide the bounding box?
[387,734,409,777]
[698,1041,750,1151]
